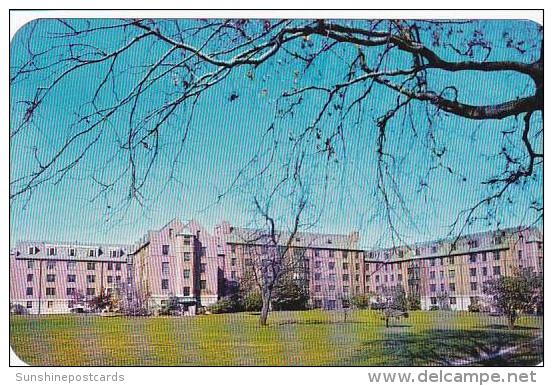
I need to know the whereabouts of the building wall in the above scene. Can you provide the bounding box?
[365,228,543,311]
[10,241,130,314]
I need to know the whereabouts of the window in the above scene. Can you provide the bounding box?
[431,246,437,253]
[355,274,360,282]
[107,262,113,270]
[314,273,321,280]
[161,279,169,290]
[430,297,437,305]
[518,250,523,259]
[46,274,55,282]
[67,287,75,296]
[69,248,75,257]
[450,297,457,305]
[46,288,56,296]
[481,252,487,262]
[89,249,96,257]
[183,252,192,261]
[314,261,321,269]
[493,251,501,260]
[67,261,76,270]
[430,284,436,292]
[440,283,445,292]
[415,248,421,255]
[448,269,455,278]
[28,246,37,255]
[230,258,237,267]
[448,257,455,264]
[230,245,236,254]
[468,240,479,248]
[87,262,95,270]
[87,274,96,283]
[183,286,190,296]
[115,276,121,282]
[314,285,321,292]
[162,245,170,255]
[343,274,349,281]
[429,271,436,279]
[46,261,56,269]
[397,274,403,281]
[329,273,336,281]
[86,288,95,296]
[47,301,53,308]
[183,269,190,279]
[343,286,350,294]
[482,267,488,276]
[328,285,335,291]
[27,260,34,269]
[26,274,33,282]
[162,262,169,275]
[470,282,478,291]
[449,283,456,292]
[47,247,57,256]
[493,266,501,276]
[470,268,477,277]
[375,275,380,283]
[26,301,32,309]
[355,263,360,271]
[328,250,334,258]
[115,262,121,271]
[26,287,33,296]
[107,276,113,284]
[326,261,334,270]
[231,271,237,279]
[200,280,207,290]
[430,259,435,267]
[469,254,477,263]
[200,263,206,273]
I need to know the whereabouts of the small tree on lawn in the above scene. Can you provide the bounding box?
[381,285,409,328]
[484,269,543,329]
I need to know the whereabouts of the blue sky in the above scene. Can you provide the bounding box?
[9,19,543,248]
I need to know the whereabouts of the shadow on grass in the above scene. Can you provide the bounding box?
[342,328,543,366]
[485,324,540,331]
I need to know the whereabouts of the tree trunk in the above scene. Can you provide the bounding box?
[508,310,517,330]
[385,316,389,328]
[259,293,271,326]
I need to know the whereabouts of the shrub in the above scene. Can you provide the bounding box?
[242,291,262,312]
[11,304,28,315]
[429,305,439,311]
[207,297,240,314]
[351,294,369,309]
[407,294,421,310]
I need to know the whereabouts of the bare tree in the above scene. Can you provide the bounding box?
[10,18,543,244]
[237,191,310,326]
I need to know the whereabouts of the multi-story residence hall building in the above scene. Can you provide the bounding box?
[10,241,131,314]
[364,227,543,311]
[10,220,542,315]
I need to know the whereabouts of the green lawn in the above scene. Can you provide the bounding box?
[10,310,542,366]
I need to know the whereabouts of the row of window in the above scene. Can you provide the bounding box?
[160,279,206,291]
[313,261,361,270]
[28,246,124,258]
[313,272,361,282]
[313,284,360,293]
[27,287,100,296]
[26,260,122,270]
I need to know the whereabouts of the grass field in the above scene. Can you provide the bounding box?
[10,310,543,366]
